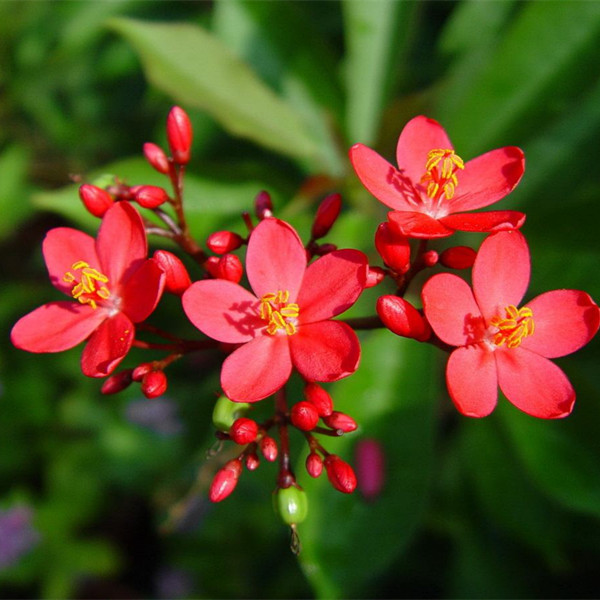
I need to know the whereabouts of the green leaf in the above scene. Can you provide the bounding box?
[298,331,438,598]
[108,18,320,165]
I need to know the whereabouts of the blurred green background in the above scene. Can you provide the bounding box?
[2,1,600,598]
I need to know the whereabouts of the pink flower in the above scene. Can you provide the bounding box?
[349,115,526,238]
[422,231,600,418]
[11,202,165,377]
[182,218,368,402]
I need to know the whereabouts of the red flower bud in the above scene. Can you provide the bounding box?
[153,250,191,295]
[254,190,273,220]
[324,455,357,494]
[355,438,385,501]
[133,185,169,209]
[290,401,320,431]
[311,193,342,239]
[365,266,386,288]
[166,106,193,165]
[375,223,410,274]
[229,417,258,445]
[132,362,153,382]
[439,245,477,270]
[209,459,242,502]
[204,256,220,278]
[323,411,357,433]
[217,254,243,283]
[376,295,431,342]
[206,231,244,255]
[422,250,439,267]
[141,370,168,399]
[143,142,170,174]
[101,369,133,395]
[304,383,333,417]
[79,184,114,218]
[306,452,323,478]
[245,453,260,471]
[259,436,278,462]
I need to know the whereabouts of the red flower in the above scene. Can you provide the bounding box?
[11,202,165,377]
[182,218,368,402]
[422,231,600,418]
[349,115,526,238]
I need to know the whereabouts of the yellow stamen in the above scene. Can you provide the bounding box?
[63,260,110,310]
[421,148,465,201]
[490,305,534,348]
[260,289,299,336]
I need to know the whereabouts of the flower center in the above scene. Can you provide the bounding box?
[63,260,111,310]
[490,304,534,349]
[259,290,299,336]
[420,148,464,201]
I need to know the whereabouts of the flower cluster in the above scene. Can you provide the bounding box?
[11,108,599,542]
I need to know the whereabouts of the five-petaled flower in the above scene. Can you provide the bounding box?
[349,115,526,238]
[182,218,368,402]
[11,202,165,377]
[422,230,600,418]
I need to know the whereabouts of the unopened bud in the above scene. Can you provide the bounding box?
[245,453,260,471]
[101,369,133,395]
[229,417,258,445]
[206,231,244,255]
[305,452,323,478]
[259,436,278,462]
[153,250,191,295]
[376,295,431,342]
[304,383,333,417]
[439,245,477,270]
[422,250,439,267]
[132,362,153,382]
[324,455,357,494]
[290,401,320,431]
[254,190,273,219]
[212,395,251,433]
[166,106,193,165]
[275,486,308,525]
[365,266,386,288]
[209,459,242,502]
[323,411,357,433]
[133,185,169,209]
[375,223,410,274]
[217,254,243,283]
[79,184,114,218]
[355,438,385,501]
[311,193,342,239]
[204,256,220,278]
[143,142,170,174]
[141,370,167,399]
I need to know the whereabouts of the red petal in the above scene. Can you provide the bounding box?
[290,321,360,382]
[80,312,134,377]
[446,346,498,417]
[387,211,454,239]
[120,258,165,323]
[439,210,526,233]
[422,273,484,346]
[221,335,292,402]
[472,230,530,323]
[43,228,99,296]
[182,279,262,344]
[298,250,367,323]
[520,290,600,358]
[246,218,306,301]
[11,301,107,353]
[96,202,147,285]
[447,146,525,213]
[395,116,453,184]
[496,348,575,418]
[349,144,416,211]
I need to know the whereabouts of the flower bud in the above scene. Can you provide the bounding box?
[422,250,439,267]
[229,417,258,445]
[132,362,153,382]
[324,455,357,494]
[305,452,323,478]
[143,142,170,174]
[355,438,385,501]
[274,486,308,525]
[133,185,169,209]
[153,250,191,295]
[206,231,244,255]
[375,223,410,274]
[212,395,252,433]
[311,193,342,239]
[166,106,193,165]
[439,245,477,270]
[245,453,260,471]
[323,411,357,433]
[254,190,273,220]
[204,256,220,278]
[290,401,320,431]
[209,459,242,502]
[365,266,386,288]
[101,369,133,395]
[259,436,278,462]
[304,383,333,417]
[217,254,243,283]
[141,370,168,399]
[376,295,431,342]
[79,184,114,218]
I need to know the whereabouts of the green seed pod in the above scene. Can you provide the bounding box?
[275,486,308,526]
[212,395,251,432]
